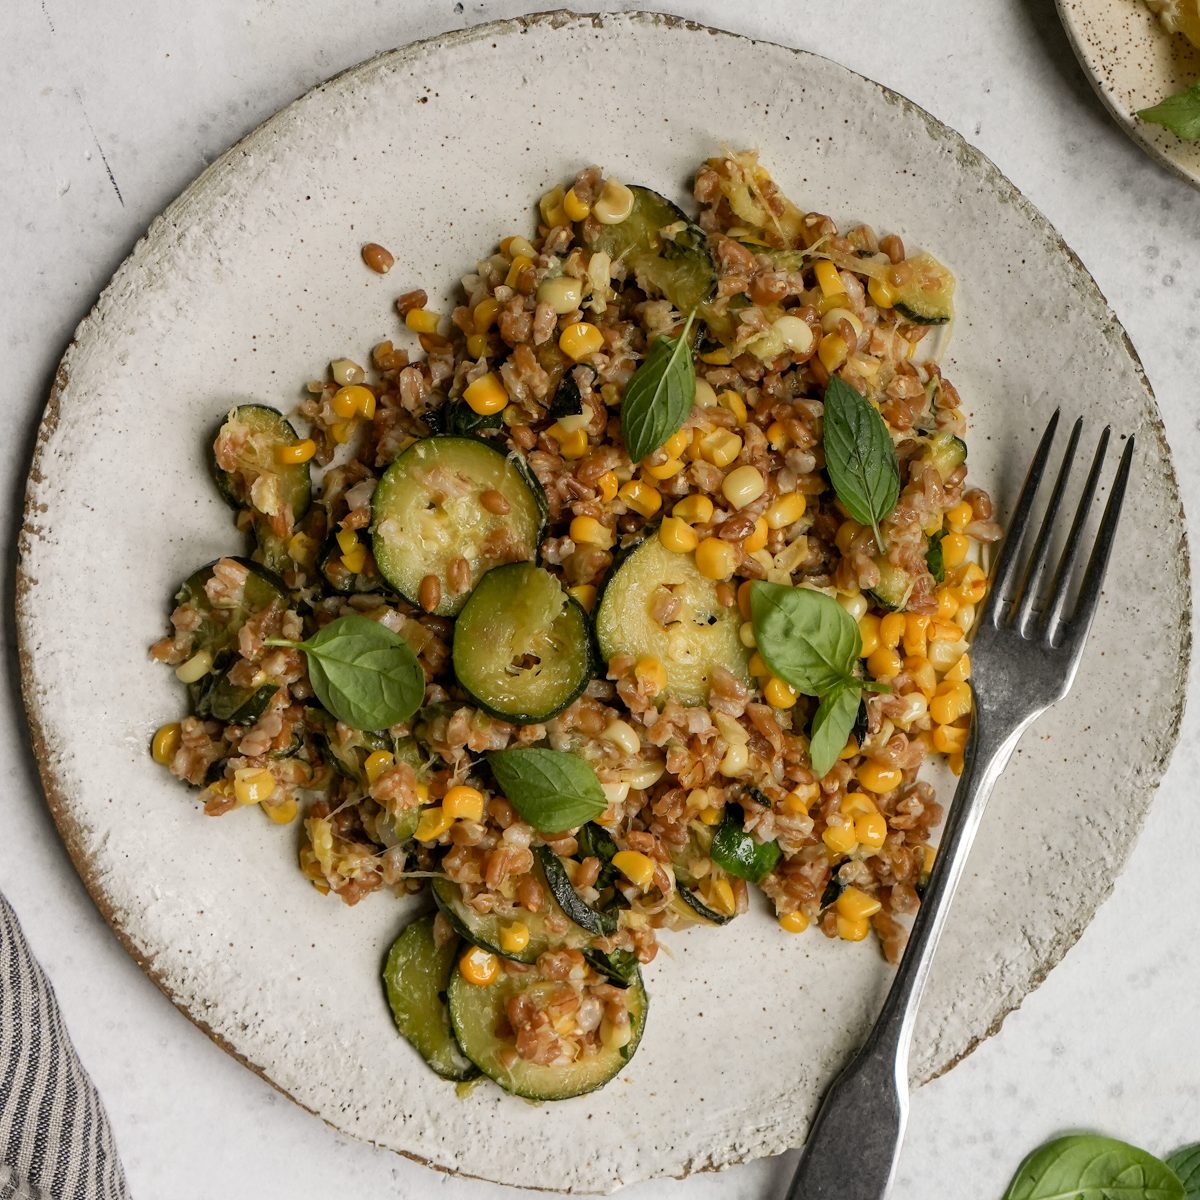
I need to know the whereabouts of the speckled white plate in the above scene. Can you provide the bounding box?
[1058,0,1200,188]
[17,11,1189,1194]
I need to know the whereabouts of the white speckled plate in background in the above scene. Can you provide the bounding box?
[17,11,1188,1193]
[1058,0,1200,188]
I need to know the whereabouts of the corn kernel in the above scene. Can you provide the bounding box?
[263,798,299,824]
[839,737,860,760]
[703,877,736,916]
[537,275,584,315]
[822,822,858,854]
[459,945,500,986]
[957,563,987,605]
[748,651,769,680]
[767,420,791,450]
[335,528,358,555]
[765,492,805,529]
[567,584,596,613]
[737,579,755,621]
[695,537,738,581]
[722,464,766,509]
[234,767,276,806]
[613,850,657,890]
[837,886,883,921]
[933,723,969,754]
[152,722,182,766]
[673,494,714,524]
[619,479,662,518]
[473,297,500,333]
[698,805,723,825]
[415,806,454,843]
[288,531,317,565]
[903,613,930,658]
[600,1015,633,1050]
[364,750,394,786]
[739,620,757,648]
[329,419,355,444]
[559,321,605,360]
[717,390,748,425]
[930,681,972,725]
[946,501,974,532]
[837,913,871,942]
[856,811,888,849]
[663,428,690,459]
[558,429,589,460]
[276,438,316,465]
[629,657,665,699]
[905,655,938,698]
[944,653,971,683]
[867,275,895,309]
[646,456,685,480]
[780,910,810,933]
[955,604,977,635]
[866,646,902,680]
[949,751,965,776]
[764,676,798,709]
[817,334,848,373]
[880,612,906,649]
[597,470,619,504]
[175,650,213,684]
[592,177,635,224]
[940,532,970,568]
[444,785,486,822]
[841,792,876,818]
[834,520,862,555]
[935,586,959,620]
[659,516,699,554]
[340,543,366,574]
[602,720,641,756]
[718,742,749,777]
[569,515,614,549]
[540,186,568,228]
[857,760,904,794]
[743,517,769,553]
[466,333,489,359]
[701,430,743,468]
[462,371,509,416]
[700,347,733,365]
[814,259,845,297]
[499,922,530,955]
[858,613,881,657]
[405,308,441,335]
[563,186,591,222]
[504,255,534,289]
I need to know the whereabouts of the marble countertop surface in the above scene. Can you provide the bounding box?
[3,1,1198,1196]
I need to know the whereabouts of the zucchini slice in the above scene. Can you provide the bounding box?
[667,826,737,925]
[889,253,955,325]
[586,186,716,314]
[670,886,736,927]
[710,804,781,885]
[371,437,547,617]
[383,914,479,1082]
[536,847,618,937]
[923,431,967,483]
[452,563,593,724]
[447,965,648,1100]
[431,864,590,964]
[173,557,289,660]
[210,404,312,521]
[193,667,278,726]
[594,534,750,706]
[868,559,915,612]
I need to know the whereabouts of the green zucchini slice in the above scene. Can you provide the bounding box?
[594,534,750,706]
[710,804,781,884]
[447,965,648,1100]
[867,559,915,612]
[889,253,955,325]
[383,914,479,1082]
[536,847,618,937]
[194,667,278,726]
[923,431,967,483]
[452,563,593,724]
[371,437,547,617]
[670,887,735,927]
[667,826,737,926]
[210,404,312,521]
[586,186,716,314]
[173,557,289,660]
[431,865,590,964]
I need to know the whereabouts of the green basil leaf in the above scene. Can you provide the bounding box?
[620,309,697,462]
[823,375,900,549]
[1139,82,1200,140]
[709,803,781,884]
[583,947,639,988]
[425,398,502,436]
[925,529,946,584]
[750,582,861,696]
[486,747,607,834]
[299,615,424,731]
[1003,1135,1184,1200]
[809,680,863,778]
[1167,1146,1200,1199]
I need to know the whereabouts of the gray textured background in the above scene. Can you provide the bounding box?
[3,2,1198,1197]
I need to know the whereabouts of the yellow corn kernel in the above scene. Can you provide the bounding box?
[597,470,619,504]
[817,334,849,373]
[646,457,685,480]
[762,675,797,709]
[837,913,871,941]
[405,308,441,335]
[558,429,589,460]
[928,618,962,643]
[935,586,960,620]
[814,259,845,297]
[717,390,748,425]
[415,806,454,843]
[466,333,490,359]
[263,797,299,825]
[708,878,737,916]
[673,494,714,524]
[767,420,791,450]
[363,750,394,786]
[736,579,755,620]
[505,255,534,289]
[722,465,766,509]
[933,723,969,754]
[949,751,965,776]
[602,720,641,756]
[857,760,904,794]
[569,515,614,549]
[563,186,590,222]
[956,563,987,605]
[462,371,509,416]
[443,785,485,822]
[663,428,690,459]
[858,614,881,658]
[765,492,805,530]
[561,587,594,618]
[836,886,883,922]
[540,185,568,227]
[940,532,969,568]
[593,177,635,224]
[335,528,358,556]
[856,811,888,849]
[748,651,769,680]
[835,519,862,555]
[152,722,182,766]
[841,792,876,818]
[276,438,316,465]
[619,479,662,518]
[903,613,930,658]
[822,821,857,854]
[499,921,530,955]
[613,850,656,890]
[839,736,860,761]
[175,649,213,684]
[903,655,937,699]
[880,612,907,649]
[867,646,901,681]
[537,275,585,315]
[695,537,738,581]
[930,681,972,725]
[944,653,971,683]
[659,516,700,554]
[500,235,537,259]
[559,321,604,360]
[340,543,366,575]
[330,386,361,418]
[701,430,743,468]
[473,296,500,333]
[946,501,974,532]
[698,804,724,826]
[459,946,500,986]
[780,910,810,934]
[718,742,749,777]
[329,419,356,444]
[743,517,769,553]
[867,275,895,309]
[234,767,276,806]
[287,531,317,566]
[700,346,733,365]
[628,657,664,700]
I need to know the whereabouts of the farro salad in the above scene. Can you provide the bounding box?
[150,151,997,1100]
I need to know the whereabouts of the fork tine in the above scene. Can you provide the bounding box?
[1012,417,1082,636]
[1041,426,1110,639]
[980,409,1060,628]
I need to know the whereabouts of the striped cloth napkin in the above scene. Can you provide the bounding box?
[0,895,128,1199]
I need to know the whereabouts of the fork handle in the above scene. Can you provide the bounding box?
[784,716,1025,1200]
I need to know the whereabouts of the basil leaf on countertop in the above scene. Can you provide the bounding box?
[710,803,782,884]
[750,582,862,696]
[1167,1145,1200,1199]
[266,613,423,731]
[822,374,900,551]
[1003,1135,1184,1200]
[809,679,864,779]
[486,746,607,834]
[1139,82,1200,141]
[620,307,698,462]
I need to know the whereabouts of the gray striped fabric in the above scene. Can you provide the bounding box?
[0,896,128,1200]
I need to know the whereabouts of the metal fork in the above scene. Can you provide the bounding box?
[784,410,1135,1200]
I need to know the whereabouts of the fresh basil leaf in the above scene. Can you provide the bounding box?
[1003,1135,1184,1200]
[751,582,861,696]
[425,398,501,436]
[583,947,639,988]
[926,529,946,584]
[486,747,607,834]
[1139,82,1200,141]
[286,614,424,731]
[851,695,870,743]
[710,803,781,884]
[809,679,863,778]
[548,366,594,420]
[820,860,853,910]
[823,375,900,550]
[1167,1146,1200,1199]
[620,308,697,462]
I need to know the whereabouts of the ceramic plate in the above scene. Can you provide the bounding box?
[17,11,1188,1193]
[1058,0,1200,188]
